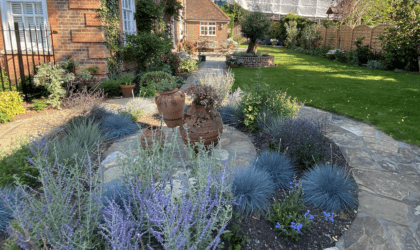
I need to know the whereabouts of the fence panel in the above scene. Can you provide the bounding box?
[0,22,55,100]
[338,26,353,51]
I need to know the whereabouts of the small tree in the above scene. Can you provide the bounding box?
[300,23,320,50]
[241,11,271,54]
[285,21,299,48]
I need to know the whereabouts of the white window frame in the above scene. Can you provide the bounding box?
[200,22,216,37]
[122,0,136,42]
[1,0,50,52]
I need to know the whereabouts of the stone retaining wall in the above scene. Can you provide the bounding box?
[226,54,275,67]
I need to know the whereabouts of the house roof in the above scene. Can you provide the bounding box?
[185,0,231,22]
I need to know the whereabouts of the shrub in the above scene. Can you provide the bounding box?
[195,69,235,107]
[255,105,286,133]
[3,145,103,249]
[100,113,139,139]
[253,150,296,190]
[271,13,315,41]
[0,113,13,124]
[346,49,360,66]
[0,186,22,232]
[33,63,76,109]
[178,57,199,73]
[300,23,320,50]
[333,50,347,63]
[99,78,122,97]
[0,91,26,118]
[172,76,185,88]
[272,118,326,171]
[301,164,358,212]
[120,107,144,122]
[0,136,38,187]
[140,71,173,89]
[366,60,387,70]
[50,116,103,166]
[285,21,299,48]
[231,166,276,215]
[267,179,313,241]
[61,82,106,115]
[138,81,157,97]
[148,63,172,75]
[31,99,48,112]
[232,34,246,45]
[269,90,304,120]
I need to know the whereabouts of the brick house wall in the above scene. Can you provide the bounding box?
[185,21,229,52]
[0,0,113,83]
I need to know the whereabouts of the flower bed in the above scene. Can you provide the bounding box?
[226,54,275,68]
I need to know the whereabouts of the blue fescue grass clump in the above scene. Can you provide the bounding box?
[100,113,139,139]
[301,163,358,212]
[101,180,130,210]
[219,102,244,128]
[255,105,286,133]
[0,186,21,232]
[271,118,327,171]
[231,166,276,215]
[253,150,296,190]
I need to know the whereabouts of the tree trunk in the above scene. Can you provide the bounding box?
[246,39,258,55]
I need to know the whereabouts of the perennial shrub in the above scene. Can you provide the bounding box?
[271,118,326,171]
[0,91,26,118]
[195,70,235,107]
[100,113,139,139]
[301,163,358,212]
[366,60,387,70]
[140,71,173,90]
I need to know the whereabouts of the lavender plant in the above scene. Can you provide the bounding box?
[231,166,276,215]
[271,118,327,171]
[253,150,296,190]
[301,164,358,212]
[2,140,103,249]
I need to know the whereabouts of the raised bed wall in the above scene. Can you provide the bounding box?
[226,55,275,67]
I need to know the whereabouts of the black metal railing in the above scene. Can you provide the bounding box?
[0,22,56,101]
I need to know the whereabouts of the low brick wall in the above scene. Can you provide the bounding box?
[226,54,275,67]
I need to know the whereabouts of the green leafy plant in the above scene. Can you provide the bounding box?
[139,81,157,97]
[172,75,185,88]
[241,11,271,54]
[266,178,313,241]
[140,71,173,91]
[268,90,304,119]
[0,136,38,187]
[220,212,250,250]
[300,23,320,50]
[120,107,144,122]
[33,63,75,109]
[285,20,299,48]
[32,99,48,112]
[87,66,99,75]
[156,78,177,92]
[232,35,246,46]
[99,78,122,97]
[119,73,135,85]
[0,113,13,123]
[226,58,244,66]
[366,60,387,70]
[270,13,315,40]
[178,57,199,74]
[0,91,26,117]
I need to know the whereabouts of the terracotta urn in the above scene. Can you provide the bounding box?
[155,88,185,128]
[140,126,165,150]
[120,85,135,98]
[179,104,223,150]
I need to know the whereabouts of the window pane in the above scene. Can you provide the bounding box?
[13,16,24,29]
[24,3,34,15]
[34,3,43,15]
[11,3,22,14]
[209,22,216,25]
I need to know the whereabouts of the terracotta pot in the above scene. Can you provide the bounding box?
[120,85,135,98]
[155,88,185,128]
[179,104,223,150]
[140,126,165,150]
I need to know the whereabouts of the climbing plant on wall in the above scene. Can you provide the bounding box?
[98,0,121,77]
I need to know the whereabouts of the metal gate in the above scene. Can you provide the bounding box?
[0,22,56,101]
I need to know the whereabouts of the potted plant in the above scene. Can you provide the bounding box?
[180,83,223,150]
[225,58,244,68]
[271,39,278,47]
[119,73,135,98]
[76,67,93,90]
[155,78,185,128]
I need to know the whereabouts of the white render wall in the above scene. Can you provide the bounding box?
[228,0,332,18]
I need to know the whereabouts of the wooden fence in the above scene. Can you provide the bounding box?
[317,25,392,51]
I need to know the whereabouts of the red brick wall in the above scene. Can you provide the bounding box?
[185,21,229,51]
[0,0,109,84]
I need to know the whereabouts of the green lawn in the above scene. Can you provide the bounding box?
[231,46,420,147]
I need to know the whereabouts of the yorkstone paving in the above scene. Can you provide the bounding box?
[100,56,420,249]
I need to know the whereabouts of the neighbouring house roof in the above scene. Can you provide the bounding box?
[326,7,344,15]
[185,0,231,22]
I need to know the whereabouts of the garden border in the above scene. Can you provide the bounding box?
[226,54,275,68]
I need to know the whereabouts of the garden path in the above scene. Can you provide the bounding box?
[102,56,420,250]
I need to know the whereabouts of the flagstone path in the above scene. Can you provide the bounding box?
[101,56,420,250]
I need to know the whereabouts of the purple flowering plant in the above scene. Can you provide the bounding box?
[267,176,313,241]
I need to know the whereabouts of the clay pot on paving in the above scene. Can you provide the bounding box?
[140,126,165,150]
[179,104,223,150]
[155,88,185,128]
[120,85,135,98]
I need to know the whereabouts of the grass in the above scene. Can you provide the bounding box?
[232,45,420,147]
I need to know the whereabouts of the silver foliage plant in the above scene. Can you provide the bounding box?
[115,125,237,249]
[194,69,235,107]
